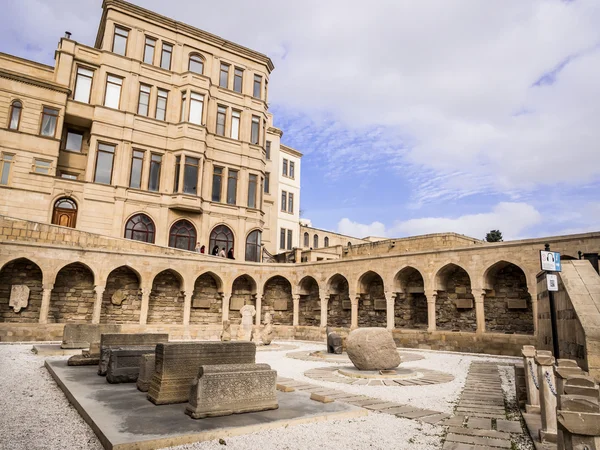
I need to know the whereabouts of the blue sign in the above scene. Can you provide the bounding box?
[540,251,561,272]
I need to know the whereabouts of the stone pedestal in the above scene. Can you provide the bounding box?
[98,333,168,376]
[522,345,540,413]
[106,347,156,384]
[136,354,156,392]
[536,350,557,443]
[61,324,121,349]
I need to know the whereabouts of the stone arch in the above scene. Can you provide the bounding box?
[52,260,97,286]
[0,258,43,323]
[393,266,427,329]
[326,273,351,327]
[148,269,184,324]
[483,261,533,335]
[262,275,293,325]
[356,271,386,328]
[190,272,223,325]
[230,274,257,325]
[298,276,320,326]
[49,262,95,323]
[434,263,475,332]
[101,266,141,324]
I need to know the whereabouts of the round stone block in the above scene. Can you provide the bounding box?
[346,328,401,370]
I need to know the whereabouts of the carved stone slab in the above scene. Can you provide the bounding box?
[455,298,474,309]
[342,300,352,310]
[507,299,528,309]
[9,285,29,313]
[147,341,256,405]
[273,299,288,311]
[106,347,156,384]
[137,354,156,392]
[192,298,211,309]
[98,333,168,376]
[229,297,244,311]
[61,324,122,349]
[373,299,387,311]
[186,363,278,419]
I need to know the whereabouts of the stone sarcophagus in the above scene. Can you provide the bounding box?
[147,341,256,405]
[98,333,168,376]
[62,324,122,349]
[106,347,156,384]
[185,363,278,419]
[136,354,156,392]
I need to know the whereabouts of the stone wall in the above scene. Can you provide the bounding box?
[49,263,95,323]
[358,279,386,327]
[0,258,43,323]
[299,279,320,326]
[101,266,141,324]
[230,276,255,325]
[394,293,428,329]
[190,274,222,325]
[327,275,351,327]
[436,267,476,331]
[148,270,184,324]
[262,276,293,325]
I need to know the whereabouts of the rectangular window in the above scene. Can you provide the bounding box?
[156,89,168,121]
[60,173,77,180]
[233,68,243,93]
[288,192,294,214]
[189,93,203,125]
[290,161,295,179]
[219,63,230,88]
[212,166,223,202]
[160,43,173,70]
[280,228,286,250]
[231,110,240,140]
[282,159,288,177]
[216,105,226,136]
[143,37,156,64]
[264,172,270,193]
[104,75,123,109]
[266,141,271,160]
[40,107,59,137]
[112,26,128,56]
[287,229,293,250]
[251,115,260,145]
[227,169,238,205]
[148,154,161,192]
[281,191,287,211]
[173,155,181,192]
[180,92,187,122]
[74,67,93,103]
[33,159,51,175]
[0,154,13,185]
[183,156,199,195]
[137,84,151,116]
[129,150,144,189]
[94,143,115,184]
[253,74,262,99]
[248,174,257,208]
[65,130,83,152]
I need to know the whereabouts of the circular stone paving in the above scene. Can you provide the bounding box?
[286,350,425,363]
[304,365,454,386]
[256,343,298,352]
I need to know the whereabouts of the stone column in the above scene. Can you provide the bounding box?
[536,350,558,443]
[183,290,193,326]
[292,294,300,326]
[522,345,540,413]
[475,289,485,334]
[91,285,105,324]
[254,291,263,326]
[350,294,359,329]
[38,283,54,324]
[385,291,395,330]
[139,286,151,326]
[319,289,329,327]
[425,289,436,332]
[221,292,231,322]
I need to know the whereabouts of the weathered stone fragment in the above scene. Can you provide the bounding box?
[148,341,256,405]
[346,327,400,370]
[61,324,121,349]
[98,333,168,375]
[220,320,231,342]
[326,327,343,354]
[185,363,278,419]
[261,313,274,345]
[106,347,156,384]
[9,285,29,313]
[237,305,255,341]
[137,353,156,392]
[68,354,100,366]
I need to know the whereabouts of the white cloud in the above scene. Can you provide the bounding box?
[338,218,387,239]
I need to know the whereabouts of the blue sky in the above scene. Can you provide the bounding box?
[2,0,600,240]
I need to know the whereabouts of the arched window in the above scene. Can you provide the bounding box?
[189,54,204,74]
[313,234,319,248]
[303,232,309,247]
[8,101,22,130]
[245,230,261,262]
[52,197,77,228]
[124,213,155,243]
[169,219,197,251]
[324,237,329,247]
[347,242,352,247]
[210,224,234,255]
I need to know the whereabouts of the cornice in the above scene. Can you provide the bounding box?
[280,144,303,158]
[0,68,70,95]
[267,126,283,137]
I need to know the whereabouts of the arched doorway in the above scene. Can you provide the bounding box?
[101,266,141,324]
[0,258,43,322]
[210,225,234,255]
[124,214,155,243]
[50,262,95,323]
[52,198,77,228]
[191,272,222,325]
[148,269,184,324]
[230,275,256,324]
[168,220,196,251]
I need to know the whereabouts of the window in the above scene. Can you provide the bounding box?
[216,105,226,136]
[245,230,261,262]
[156,89,168,121]
[189,54,204,74]
[313,234,319,248]
[8,101,22,130]
[282,159,288,176]
[219,63,229,88]
[174,155,181,192]
[251,115,260,145]
[148,154,161,192]
[280,228,286,249]
[60,172,77,180]
[74,67,93,103]
[324,237,330,247]
[143,37,156,65]
[138,84,151,116]
[112,26,128,56]
[129,150,144,189]
[169,219,196,251]
[0,154,13,185]
[40,107,58,137]
[180,92,187,122]
[264,172,270,193]
[104,75,123,109]
[160,43,173,70]
[65,130,83,152]
[125,213,155,243]
[253,74,262,98]
[248,174,257,208]
[265,141,271,160]
[52,198,77,228]
[189,93,203,125]
[288,192,294,214]
[94,143,115,184]
[287,229,293,250]
[303,232,309,247]
[210,225,234,255]
[290,161,295,179]
[212,166,223,202]
[281,191,287,211]
[183,156,199,195]
[231,110,240,139]
[233,68,243,93]
[227,169,238,205]
[33,159,51,175]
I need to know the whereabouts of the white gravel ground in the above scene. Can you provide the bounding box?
[0,342,520,450]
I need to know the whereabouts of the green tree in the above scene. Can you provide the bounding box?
[485,230,503,242]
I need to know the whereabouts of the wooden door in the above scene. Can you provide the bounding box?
[52,208,77,228]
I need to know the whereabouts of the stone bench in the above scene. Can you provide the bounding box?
[98,333,168,376]
[147,341,256,405]
[137,354,156,392]
[62,324,121,349]
[106,347,156,384]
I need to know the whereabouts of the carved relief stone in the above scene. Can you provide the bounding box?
[221,321,231,342]
[111,289,126,306]
[9,285,29,313]
[98,333,168,376]
[237,305,256,341]
[273,299,288,311]
[137,354,156,392]
[261,313,274,345]
[106,347,155,384]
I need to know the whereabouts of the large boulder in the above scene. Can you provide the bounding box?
[346,328,400,370]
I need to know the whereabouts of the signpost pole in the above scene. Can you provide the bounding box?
[544,243,560,359]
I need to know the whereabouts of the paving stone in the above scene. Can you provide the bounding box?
[346,398,384,407]
[467,417,492,430]
[419,412,451,424]
[383,405,420,415]
[496,419,523,434]
[448,427,511,440]
[363,402,402,411]
[336,395,370,402]
[443,442,497,450]
[445,433,511,448]
[397,409,441,419]
[443,415,467,426]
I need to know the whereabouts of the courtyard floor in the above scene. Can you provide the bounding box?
[0,342,533,450]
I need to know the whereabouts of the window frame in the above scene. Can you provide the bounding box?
[288,192,294,214]
[247,173,257,209]
[281,190,287,212]
[209,224,235,255]
[173,155,181,193]
[282,158,288,177]
[104,74,123,110]
[124,213,155,243]
[245,229,262,262]
[219,63,230,88]
[264,172,270,194]
[303,232,309,247]
[183,156,200,195]
[94,142,116,185]
[324,237,330,247]
[287,229,293,250]
[289,161,295,179]
[160,42,173,70]
[253,74,262,99]
[216,105,227,136]
[180,92,187,122]
[188,53,204,74]
[112,25,129,56]
[33,158,52,175]
[251,115,260,145]
[226,168,238,205]
[137,83,151,116]
[129,149,145,189]
[233,67,243,93]
[189,92,204,125]
[280,228,286,250]
[0,153,14,185]
[211,166,223,202]
[313,234,319,248]
[231,109,241,140]
[169,219,197,251]
[39,106,59,138]
[73,66,94,104]
[64,129,84,153]
[155,88,168,121]
[143,36,156,65]
[265,141,271,160]
[148,153,162,192]
[8,100,22,131]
